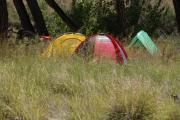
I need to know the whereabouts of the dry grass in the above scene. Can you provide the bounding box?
[0,37,179,120]
[1,1,179,120]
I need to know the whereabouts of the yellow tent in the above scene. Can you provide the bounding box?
[42,33,86,57]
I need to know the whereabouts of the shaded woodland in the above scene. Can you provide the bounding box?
[0,0,179,42]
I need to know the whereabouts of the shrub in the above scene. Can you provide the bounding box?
[70,0,118,35]
[70,0,172,38]
[133,0,169,36]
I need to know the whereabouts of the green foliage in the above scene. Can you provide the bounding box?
[133,0,169,36]
[70,0,171,37]
[7,0,175,39]
[44,12,69,37]
[38,0,69,37]
[70,0,119,35]
[70,0,99,34]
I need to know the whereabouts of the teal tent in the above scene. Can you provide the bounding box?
[128,30,159,55]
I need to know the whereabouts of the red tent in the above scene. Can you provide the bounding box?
[76,34,128,64]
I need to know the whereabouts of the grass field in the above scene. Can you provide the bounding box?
[0,37,179,120]
[1,1,180,120]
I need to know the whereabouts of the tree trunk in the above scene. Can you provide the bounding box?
[0,0,8,43]
[13,0,35,34]
[114,0,126,36]
[129,0,142,26]
[173,0,180,32]
[26,0,49,36]
[45,0,79,31]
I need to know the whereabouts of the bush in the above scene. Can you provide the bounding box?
[70,0,118,35]
[70,0,172,38]
[132,0,170,36]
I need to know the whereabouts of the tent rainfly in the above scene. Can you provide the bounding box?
[128,30,159,55]
[42,33,86,57]
[77,34,128,64]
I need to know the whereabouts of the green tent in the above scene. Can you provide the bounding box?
[128,30,159,55]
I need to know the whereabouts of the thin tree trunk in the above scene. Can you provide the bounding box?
[130,0,142,25]
[0,0,8,43]
[173,0,180,32]
[45,0,79,31]
[114,0,126,36]
[13,0,35,34]
[26,0,49,36]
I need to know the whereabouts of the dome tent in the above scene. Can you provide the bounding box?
[76,34,128,64]
[42,33,86,57]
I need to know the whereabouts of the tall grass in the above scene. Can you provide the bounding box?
[0,37,179,120]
